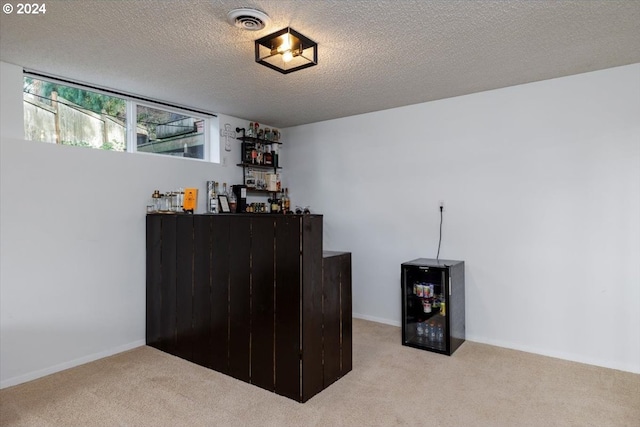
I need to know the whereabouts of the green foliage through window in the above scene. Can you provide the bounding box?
[23,75,208,160]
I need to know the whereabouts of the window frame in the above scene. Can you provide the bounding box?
[23,71,218,163]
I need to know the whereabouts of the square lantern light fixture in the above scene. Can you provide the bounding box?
[255,27,318,74]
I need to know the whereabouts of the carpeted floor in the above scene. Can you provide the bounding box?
[1,319,639,426]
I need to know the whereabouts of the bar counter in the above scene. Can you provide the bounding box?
[146,213,352,402]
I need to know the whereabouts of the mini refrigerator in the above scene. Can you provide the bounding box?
[401,258,465,355]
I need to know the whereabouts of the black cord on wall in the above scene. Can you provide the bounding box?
[436,205,443,261]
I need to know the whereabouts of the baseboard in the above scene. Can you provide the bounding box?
[350,316,639,374]
[0,339,146,389]
[352,312,401,327]
[466,334,640,374]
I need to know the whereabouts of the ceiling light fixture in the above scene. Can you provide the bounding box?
[255,27,318,74]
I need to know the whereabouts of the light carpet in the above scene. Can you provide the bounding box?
[1,319,639,426]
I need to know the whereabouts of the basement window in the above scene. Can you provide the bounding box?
[22,73,215,161]
[135,104,205,159]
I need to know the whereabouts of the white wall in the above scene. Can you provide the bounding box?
[285,64,640,373]
[0,62,24,138]
[0,61,247,388]
[2,59,638,387]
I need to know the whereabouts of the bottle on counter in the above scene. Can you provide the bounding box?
[208,181,218,214]
[151,190,161,212]
[284,188,291,213]
[270,195,280,213]
[177,188,184,212]
[220,183,228,212]
[279,189,285,213]
[228,186,237,213]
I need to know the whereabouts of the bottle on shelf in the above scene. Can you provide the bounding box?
[264,144,273,165]
[272,146,278,167]
[428,319,437,342]
[247,122,254,137]
[251,144,258,164]
[436,320,444,343]
[256,143,263,165]
[424,321,431,340]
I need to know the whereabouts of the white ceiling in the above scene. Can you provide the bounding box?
[1,0,639,128]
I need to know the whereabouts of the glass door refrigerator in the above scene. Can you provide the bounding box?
[401,258,465,355]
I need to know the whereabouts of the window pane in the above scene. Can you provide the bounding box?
[136,105,205,159]
[23,77,126,151]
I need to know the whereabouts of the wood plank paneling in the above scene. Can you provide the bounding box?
[175,216,194,362]
[250,216,275,391]
[340,253,353,375]
[275,216,301,401]
[146,215,162,348]
[210,216,230,373]
[146,214,352,403]
[159,215,177,355]
[228,216,251,382]
[322,254,341,387]
[301,216,324,402]
[192,216,211,368]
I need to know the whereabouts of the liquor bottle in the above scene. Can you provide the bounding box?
[220,182,228,212]
[148,190,161,213]
[270,194,280,213]
[228,185,237,213]
[256,143,263,165]
[264,144,272,165]
[251,144,258,164]
[271,143,278,167]
[284,188,291,213]
[247,122,253,137]
[208,181,218,214]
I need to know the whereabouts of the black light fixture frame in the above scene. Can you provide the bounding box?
[255,27,318,74]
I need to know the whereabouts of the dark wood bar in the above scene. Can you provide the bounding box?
[322,251,353,387]
[146,214,352,402]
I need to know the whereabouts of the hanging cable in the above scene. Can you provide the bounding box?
[436,206,443,261]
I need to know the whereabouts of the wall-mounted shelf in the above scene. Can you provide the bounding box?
[236,162,282,170]
[236,130,283,192]
[237,136,282,145]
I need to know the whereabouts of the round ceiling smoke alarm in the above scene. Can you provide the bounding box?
[227,8,271,31]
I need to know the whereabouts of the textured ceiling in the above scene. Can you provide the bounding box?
[1,0,639,128]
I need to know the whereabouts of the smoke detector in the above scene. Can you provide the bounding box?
[227,8,271,31]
